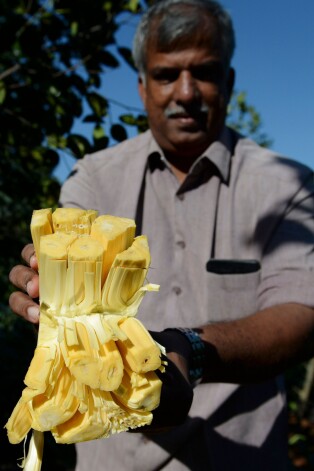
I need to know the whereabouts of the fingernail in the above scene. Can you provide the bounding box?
[30,255,37,268]
[26,280,34,294]
[27,306,40,323]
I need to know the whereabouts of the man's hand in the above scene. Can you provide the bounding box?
[139,330,194,433]
[9,243,40,324]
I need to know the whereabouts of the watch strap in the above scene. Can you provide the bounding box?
[174,328,205,387]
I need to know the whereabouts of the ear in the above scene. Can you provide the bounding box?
[138,75,147,108]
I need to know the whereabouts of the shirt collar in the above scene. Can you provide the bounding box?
[199,126,234,183]
[146,126,235,183]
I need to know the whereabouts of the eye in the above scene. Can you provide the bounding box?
[192,63,224,84]
[152,68,179,83]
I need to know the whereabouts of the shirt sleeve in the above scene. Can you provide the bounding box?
[258,170,314,310]
[59,155,98,210]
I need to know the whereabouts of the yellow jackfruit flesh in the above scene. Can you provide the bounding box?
[90,214,136,285]
[30,209,53,267]
[5,400,33,445]
[101,235,151,311]
[5,208,162,470]
[52,207,97,235]
[113,369,162,412]
[117,317,162,373]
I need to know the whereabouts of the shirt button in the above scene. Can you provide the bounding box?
[176,240,186,249]
[177,194,185,201]
[172,286,182,295]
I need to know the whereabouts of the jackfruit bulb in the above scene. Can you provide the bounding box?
[5,209,164,471]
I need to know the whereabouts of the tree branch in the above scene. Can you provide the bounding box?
[0,64,21,81]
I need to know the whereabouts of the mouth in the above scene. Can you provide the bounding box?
[165,106,208,128]
[172,112,195,120]
[167,111,207,130]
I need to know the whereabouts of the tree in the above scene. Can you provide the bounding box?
[227,90,272,148]
[0,0,143,316]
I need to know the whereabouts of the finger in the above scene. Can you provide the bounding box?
[167,351,189,383]
[153,357,193,427]
[135,357,193,433]
[21,243,38,269]
[9,291,40,324]
[26,274,39,298]
[9,264,39,297]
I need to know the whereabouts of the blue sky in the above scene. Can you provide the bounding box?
[54,0,313,181]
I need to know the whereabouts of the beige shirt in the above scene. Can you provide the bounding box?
[60,127,314,470]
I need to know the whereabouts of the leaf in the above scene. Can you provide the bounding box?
[71,21,79,36]
[83,114,102,123]
[134,114,149,133]
[0,81,6,104]
[47,135,67,149]
[110,123,127,142]
[119,114,137,125]
[288,434,306,446]
[93,125,105,140]
[92,136,109,151]
[118,113,148,132]
[43,149,60,169]
[88,74,102,88]
[117,47,137,71]
[99,50,120,68]
[87,92,108,118]
[125,0,141,13]
[67,134,92,158]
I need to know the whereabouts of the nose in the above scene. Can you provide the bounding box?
[174,71,200,104]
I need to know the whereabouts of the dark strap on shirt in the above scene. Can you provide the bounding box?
[135,160,149,237]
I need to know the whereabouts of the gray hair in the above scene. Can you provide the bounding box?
[132,0,236,77]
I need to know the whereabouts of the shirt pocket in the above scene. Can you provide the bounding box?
[206,259,261,322]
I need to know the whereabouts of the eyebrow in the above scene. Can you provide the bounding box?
[149,60,224,81]
[149,59,223,73]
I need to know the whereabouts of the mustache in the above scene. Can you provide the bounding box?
[164,104,209,118]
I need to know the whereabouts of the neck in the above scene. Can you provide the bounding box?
[165,151,201,183]
[170,165,189,183]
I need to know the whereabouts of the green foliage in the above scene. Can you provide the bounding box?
[286,362,314,469]
[227,90,273,147]
[120,112,149,133]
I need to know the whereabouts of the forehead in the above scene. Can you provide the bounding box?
[145,47,223,71]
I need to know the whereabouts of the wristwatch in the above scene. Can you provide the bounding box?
[176,328,206,387]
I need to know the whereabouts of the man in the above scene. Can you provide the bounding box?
[9,0,314,469]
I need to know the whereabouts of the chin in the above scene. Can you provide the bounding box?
[170,133,211,152]
[153,126,214,156]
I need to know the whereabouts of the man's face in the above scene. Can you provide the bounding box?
[139,45,234,160]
